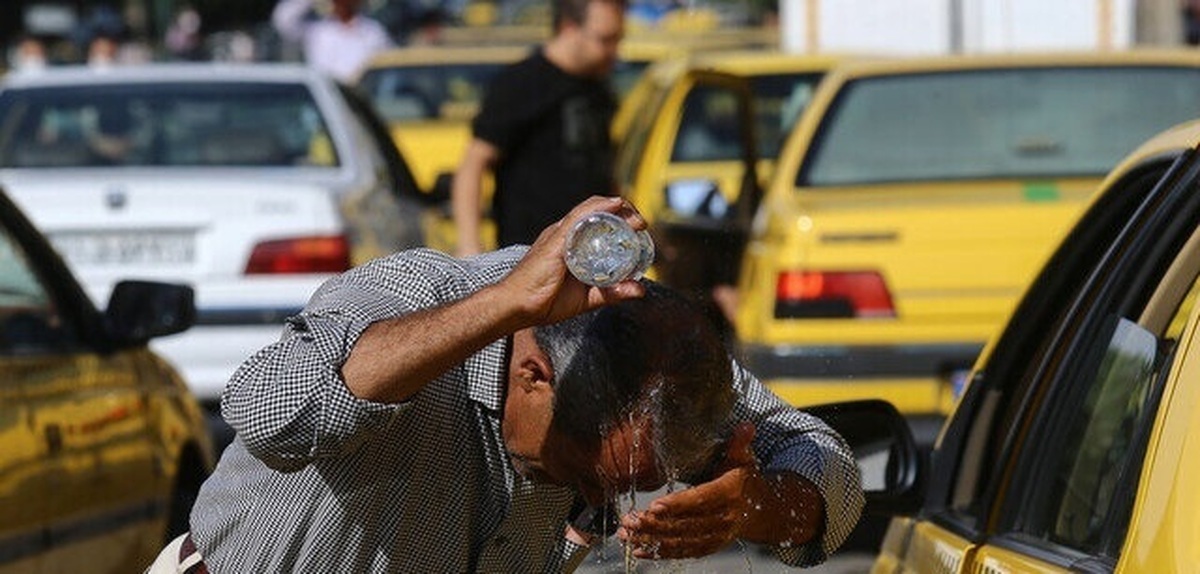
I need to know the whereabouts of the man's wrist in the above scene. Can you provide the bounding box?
[569,500,618,541]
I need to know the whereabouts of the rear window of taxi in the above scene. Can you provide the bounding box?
[799,67,1200,186]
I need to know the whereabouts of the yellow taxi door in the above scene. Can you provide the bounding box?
[1112,278,1200,572]
[25,352,163,572]
[615,69,758,317]
[892,521,977,574]
[878,145,1200,574]
[0,358,49,574]
[619,69,753,227]
[0,224,162,572]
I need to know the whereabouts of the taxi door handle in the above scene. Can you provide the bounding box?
[44,424,63,454]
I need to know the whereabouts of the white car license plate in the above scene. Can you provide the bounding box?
[51,231,196,265]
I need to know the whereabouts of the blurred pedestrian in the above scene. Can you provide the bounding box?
[450,0,625,256]
[407,7,448,45]
[1185,0,1200,45]
[272,0,394,83]
[142,196,863,573]
[76,5,145,68]
[87,32,121,69]
[9,35,49,74]
[165,5,206,60]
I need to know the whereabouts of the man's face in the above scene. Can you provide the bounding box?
[514,412,668,507]
[332,0,362,18]
[566,0,625,78]
[503,330,666,506]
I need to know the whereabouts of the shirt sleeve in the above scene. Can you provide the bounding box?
[471,69,522,150]
[220,249,465,472]
[730,360,865,566]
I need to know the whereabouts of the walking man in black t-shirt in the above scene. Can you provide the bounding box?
[451,0,625,255]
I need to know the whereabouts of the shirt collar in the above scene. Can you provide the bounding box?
[466,334,511,412]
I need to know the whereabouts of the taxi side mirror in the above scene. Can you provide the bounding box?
[105,280,196,344]
[664,179,730,220]
[804,399,925,516]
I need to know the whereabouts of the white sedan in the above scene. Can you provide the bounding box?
[0,63,426,435]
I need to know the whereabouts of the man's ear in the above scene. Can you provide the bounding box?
[521,352,554,390]
[511,330,555,392]
[513,353,554,394]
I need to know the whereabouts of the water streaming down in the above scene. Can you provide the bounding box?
[591,383,759,573]
[625,409,639,574]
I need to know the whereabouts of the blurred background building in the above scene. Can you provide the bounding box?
[0,0,1194,73]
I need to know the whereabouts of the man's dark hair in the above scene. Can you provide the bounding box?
[534,280,735,480]
[552,0,628,30]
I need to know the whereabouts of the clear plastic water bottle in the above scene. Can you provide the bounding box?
[564,212,655,287]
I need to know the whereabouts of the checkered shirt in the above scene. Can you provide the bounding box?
[188,246,864,572]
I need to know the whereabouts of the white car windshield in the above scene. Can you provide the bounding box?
[0,82,339,168]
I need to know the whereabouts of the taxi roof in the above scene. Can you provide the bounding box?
[637,49,856,89]
[362,45,533,69]
[683,50,863,75]
[825,48,1200,78]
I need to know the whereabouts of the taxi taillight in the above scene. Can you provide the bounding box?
[245,235,351,274]
[774,270,896,319]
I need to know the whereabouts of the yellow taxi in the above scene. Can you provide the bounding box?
[356,45,530,251]
[733,50,1200,448]
[873,117,1200,573]
[613,50,847,326]
[0,186,213,572]
[356,45,532,196]
[611,27,777,116]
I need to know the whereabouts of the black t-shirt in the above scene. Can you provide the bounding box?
[473,49,617,247]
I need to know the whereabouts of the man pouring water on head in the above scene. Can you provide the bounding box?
[145,196,864,573]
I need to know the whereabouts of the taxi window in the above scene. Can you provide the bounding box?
[613,59,651,100]
[615,85,671,190]
[1020,317,1162,553]
[981,162,1200,563]
[800,67,1200,186]
[357,63,507,122]
[749,72,822,159]
[0,226,72,354]
[0,83,337,168]
[671,86,743,162]
[935,163,1171,534]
